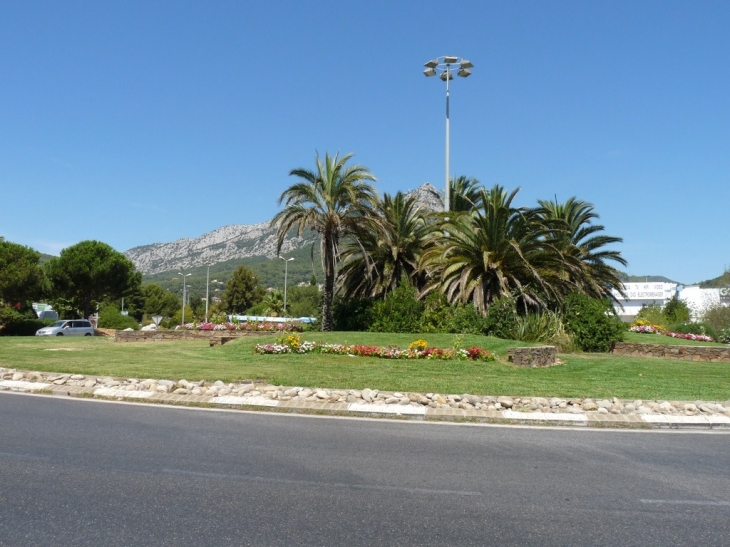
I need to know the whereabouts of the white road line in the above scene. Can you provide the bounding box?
[640,499,730,506]
[348,403,427,415]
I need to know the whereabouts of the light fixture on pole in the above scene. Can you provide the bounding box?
[423,55,473,213]
[177,272,191,325]
[279,256,295,316]
[205,264,211,323]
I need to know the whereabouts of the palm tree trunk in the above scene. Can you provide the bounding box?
[321,233,336,331]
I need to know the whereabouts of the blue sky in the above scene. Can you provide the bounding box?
[1,0,728,284]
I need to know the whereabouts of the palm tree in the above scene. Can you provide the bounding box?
[338,191,431,299]
[449,176,483,213]
[421,185,560,315]
[535,196,627,303]
[272,152,378,331]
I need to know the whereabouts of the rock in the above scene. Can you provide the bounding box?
[11,373,24,381]
[70,374,85,380]
[582,402,598,411]
[497,396,514,408]
[684,403,697,412]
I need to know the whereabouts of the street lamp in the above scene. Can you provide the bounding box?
[205,264,211,323]
[279,256,295,316]
[423,55,473,213]
[177,272,191,325]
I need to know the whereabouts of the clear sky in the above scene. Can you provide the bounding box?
[1,0,728,284]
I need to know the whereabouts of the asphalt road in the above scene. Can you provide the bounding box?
[1,393,729,546]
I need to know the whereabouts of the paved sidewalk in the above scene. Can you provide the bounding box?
[3,378,729,429]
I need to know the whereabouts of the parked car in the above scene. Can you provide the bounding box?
[36,320,95,337]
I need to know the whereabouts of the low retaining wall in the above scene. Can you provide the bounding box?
[507,346,557,367]
[612,342,730,362]
[113,330,273,342]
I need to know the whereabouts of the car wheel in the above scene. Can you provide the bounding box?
[56,333,64,336]
[85,333,92,336]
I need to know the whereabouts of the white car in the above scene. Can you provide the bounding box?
[36,320,95,337]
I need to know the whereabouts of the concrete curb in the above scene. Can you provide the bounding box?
[3,380,729,430]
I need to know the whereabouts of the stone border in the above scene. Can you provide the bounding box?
[112,330,274,342]
[612,342,730,362]
[2,367,730,429]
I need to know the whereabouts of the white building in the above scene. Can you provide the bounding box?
[678,286,730,321]
[611,282,678,322]
[611,282,729,322]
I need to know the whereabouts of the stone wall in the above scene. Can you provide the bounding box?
[612,342,730,362]
[507,346,557,367]
[113,330,273,342]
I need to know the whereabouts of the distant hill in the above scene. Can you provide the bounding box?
[127,182,443,296]
[699,269,730,288]
[617,273,679,284]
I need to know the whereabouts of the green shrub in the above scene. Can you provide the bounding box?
[701,303,730,333]
[332,296,373,331]
[0,306,55,336]
[635,303,665,328]
[513,310,576,352]
[98,305,140,330]
[484,295,519,339]
[369,282,423,333]
[563,293,623,352]
[663,296,691,324]
[718,328,730,344]
[421,293,490,334]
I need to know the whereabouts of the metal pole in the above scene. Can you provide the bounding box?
[283,260,289,315]
[205,265,210,323]
[445,66,451,213]
[182,281,186,325]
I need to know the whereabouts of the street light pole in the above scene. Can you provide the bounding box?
[423,56,473,213]
[205,264,210,323]
[177,272,191,325]
[279,256,295,316]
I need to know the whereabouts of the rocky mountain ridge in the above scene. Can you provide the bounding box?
[124,183,444,275]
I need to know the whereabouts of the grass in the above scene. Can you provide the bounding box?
[1,332,729,402]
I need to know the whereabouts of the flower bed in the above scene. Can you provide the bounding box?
[254,336,495,362]
[629,321,716,343]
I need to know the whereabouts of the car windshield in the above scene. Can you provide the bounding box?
[48,321,67,328]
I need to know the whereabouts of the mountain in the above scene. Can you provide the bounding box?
[124,222,318,276]
[124,182,444,277]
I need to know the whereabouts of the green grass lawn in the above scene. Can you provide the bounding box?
[1,332,728,401]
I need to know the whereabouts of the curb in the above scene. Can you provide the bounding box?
[3,380,729,430]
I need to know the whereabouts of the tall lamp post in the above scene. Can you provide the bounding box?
[177,272,191,325]
[279,256,295,316]
[423,55,473,213]
[205,264,211,323]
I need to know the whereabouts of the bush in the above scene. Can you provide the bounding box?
[0,306,55,336]
[663,296,691,324]
[421,293,490,335]
[98,305,140,330]
[484,295,519,339]
[701,303,730,333]
[563,293,623,352]
[332,296,373,331]
[635,303,666,328]
[369,282,423,333]
[513,311,577,353]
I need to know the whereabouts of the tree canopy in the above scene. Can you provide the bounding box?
[0,238,46,309]
[45,240,141,318]
[220,265,265,314]
[272,151,379,330]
